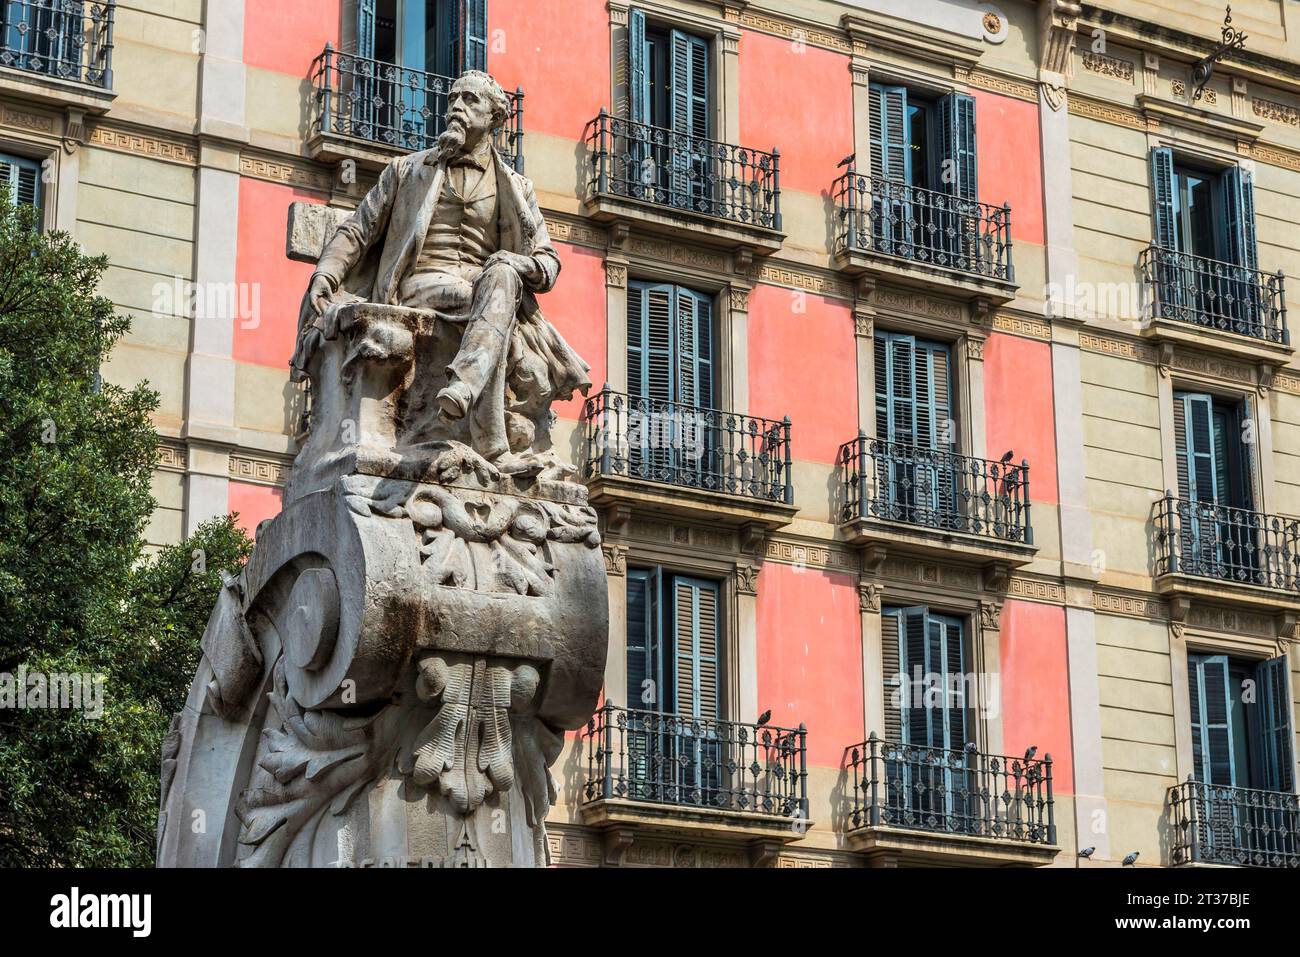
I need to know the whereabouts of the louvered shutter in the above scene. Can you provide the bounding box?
[869,84,909,182]
[900,606,930,747]
[341,0,377,56]
[937,92,977,200]
[673,577,719,721]
[627,8,647,124]
[938,615,968,750]
[1220,166,1259,273]
[626,569,653,708]
[457,0,488,73]
[0,153,41,212]
[882,608,903,742]
[1190,654,1237,786]
[669,30,710,208]
[1150,147,1178,251]
[627,281,674,403]
[1255,656,1295,792]
[1177,393,1220,504]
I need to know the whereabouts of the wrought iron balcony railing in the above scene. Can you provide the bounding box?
[585,110,781,232]
[1141,245,1288,345]
[837,433,1033,546]
[1169,778,1300,867]
[847,735,1056,846]
[581,387,794,506]
[833,168,1013,283]
[309,45,524,172]
[582,703,809,822]
[0,0,113,88]
[1154,493,1300,593]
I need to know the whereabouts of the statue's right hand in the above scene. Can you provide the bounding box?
[306,273,334,320]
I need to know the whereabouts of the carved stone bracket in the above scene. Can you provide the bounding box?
[1169,595,1192,640]
[736,562,760,596]
[739,522,768,557]
[980,600,1003,631]
[602,543,628,577]
[858,580,882,613]
[62,107,88,154]
[983,561,1012,594]
[861,543,888,577]
[601,827,635,867]
[1038,0,1081,111]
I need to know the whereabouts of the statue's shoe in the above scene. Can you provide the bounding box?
[437,382,472,422]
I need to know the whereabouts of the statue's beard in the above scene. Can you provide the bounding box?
[438,124,467,156]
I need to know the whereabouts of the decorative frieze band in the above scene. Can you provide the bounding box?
[1068,94,1151,131]
[625,518,736,553]
[240,154,332,193]
[993,313,1053,341]
[1007,576,1066,604]
[229,453,290,487]
[755,263,854,301]
[1094,591,1166,620]
[157,441,186,472]
[88,125,198,166]
[1,105,56,134]
[545,213,606,250]
[764,538,857,573]
[731,9,851,54]
[1078,329,1300,395]
[1253,97,1300,128]
[967,69,1038,103]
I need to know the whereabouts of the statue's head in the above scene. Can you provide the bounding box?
[440,71,510,155]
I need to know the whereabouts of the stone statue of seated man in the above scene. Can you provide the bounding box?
[290,70,590,474]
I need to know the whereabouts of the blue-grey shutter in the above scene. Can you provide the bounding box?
[1220,165,1259,273]
[0,153,41,210]
[669,30,709,206]
[882,608,903,742]
[938,92,978,201]
[1189,654,1237,786]
[628,8,647,125]
[627,281,674,403]
[1177,393,1220,505]
[900,606,930,746]
[342,0,377,58]
[673,577,720,720]
[935,614,967,750]
[626,568,664,710]
[458,0,488,73]
[869,84,909,182]
[1255,655,1294,792]
[674,289,713,411]
[1150,147,1178,251]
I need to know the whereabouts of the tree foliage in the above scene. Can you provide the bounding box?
[0,192,252,866]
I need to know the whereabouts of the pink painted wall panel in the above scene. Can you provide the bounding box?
[234,178,322,369]
[982,333,1059,505]
[973,90,1045,246]
[228,481,284,536]
[542,242,607,422]
[746,284,857,464]
[243,0,341,77]
[489,0,610,141]
[738,31,853,196]
[756,563,862,767]
[999,599,1073,794]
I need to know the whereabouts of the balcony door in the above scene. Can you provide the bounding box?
[1173,391,1255,580]
[343,0,487,148]
[626,281,715,489]
[627,9,712,213]
[874,331,957,527]
[867,85,977,266]
[1150,148,1259,333]
[882,606,971,828]
[1188,654,1295,858]
[626,569,722,805]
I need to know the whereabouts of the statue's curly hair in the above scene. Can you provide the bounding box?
[454,70,511,129]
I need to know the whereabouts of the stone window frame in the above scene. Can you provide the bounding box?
[860,583,1005,759]
[606,0,743,146]
[0,121,73,234]
[602,539,758,728]
[1167,629,1298,789]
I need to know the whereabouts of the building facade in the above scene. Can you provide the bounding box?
[2,0,1297,867]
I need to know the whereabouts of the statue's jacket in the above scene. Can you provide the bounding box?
[292,144,590,404]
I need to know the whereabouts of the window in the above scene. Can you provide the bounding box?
[0,151,42,213]
[1172,391,1258,580]
[882,605,969,751]
[626,568,722,801]
[341,0,487,145]
[626,9,712,208]
[868,84,977,260]
[627,280,714,409]
[1188,653,1293,791]
[1173,392,1253,511]
[874,331,957,525]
